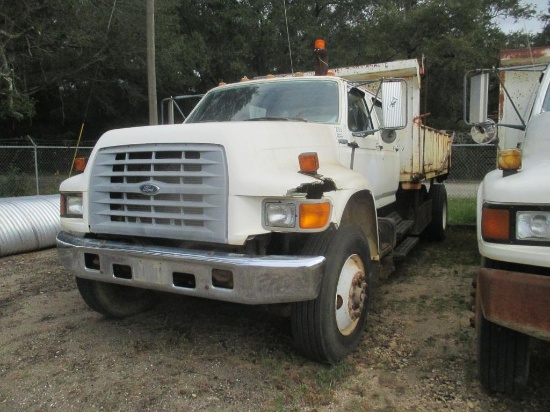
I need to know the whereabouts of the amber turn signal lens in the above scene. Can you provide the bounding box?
[298,152,319,174]
[74,157,87,173]
[498,149,521,171]
[299,202,331,229]
[481,206,510,242]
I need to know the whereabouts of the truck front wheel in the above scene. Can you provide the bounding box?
[291,225,372,364]
[477,308,530,395]
[76,277,159,319]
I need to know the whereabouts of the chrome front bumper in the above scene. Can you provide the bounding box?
[56,231,325,305]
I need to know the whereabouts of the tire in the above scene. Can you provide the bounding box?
[291,224,373,364]
[477,309,530,395]
[76,277,159,319]
[425,184,447,241]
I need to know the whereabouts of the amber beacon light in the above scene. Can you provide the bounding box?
[298,152,319,174]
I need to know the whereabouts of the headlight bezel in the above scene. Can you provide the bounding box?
[482,203,550,245]
[262,198,332,232]
[60,192,84,218]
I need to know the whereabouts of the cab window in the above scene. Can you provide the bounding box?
[347,89,373,132]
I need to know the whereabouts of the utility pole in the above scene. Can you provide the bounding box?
[146,0,158,125]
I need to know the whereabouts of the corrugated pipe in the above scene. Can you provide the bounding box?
[0,195,61,257]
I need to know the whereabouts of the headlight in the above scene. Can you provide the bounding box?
[61,193,83,218]
[264,202,296,228]
[517,212,550,241]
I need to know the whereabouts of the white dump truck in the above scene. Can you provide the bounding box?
[466,47,550,394]
[57,45,452,363]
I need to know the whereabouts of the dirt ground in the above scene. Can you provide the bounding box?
[1,226,549,411]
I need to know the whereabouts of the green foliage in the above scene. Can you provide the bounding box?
[0,0,545,137]
[0,167,34,197]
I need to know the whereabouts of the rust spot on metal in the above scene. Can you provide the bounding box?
[499,71,506,120]
[477,268,550,341]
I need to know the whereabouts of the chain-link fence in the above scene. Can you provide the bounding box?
[447,144,496,198]
[446,132,497,198]
[0,137,93,197]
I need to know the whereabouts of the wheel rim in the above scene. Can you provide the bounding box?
[335,254,367,336]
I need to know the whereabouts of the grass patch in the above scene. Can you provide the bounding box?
[448,197,476,225]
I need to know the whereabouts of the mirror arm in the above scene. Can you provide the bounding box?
[499,123,526,131]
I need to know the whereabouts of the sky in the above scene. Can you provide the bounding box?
[497,0,547,33]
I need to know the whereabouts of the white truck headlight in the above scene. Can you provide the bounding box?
[61,193,83,218]
[516,212,550,240]
[264,202,296,228]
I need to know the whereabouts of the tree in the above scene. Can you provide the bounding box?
[0,0,543,139]
[534,1,550,46]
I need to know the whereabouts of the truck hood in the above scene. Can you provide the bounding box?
[481,156,550,204]
[85,121,360,197]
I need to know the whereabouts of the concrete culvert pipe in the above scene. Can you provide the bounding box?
[0,195,61,257]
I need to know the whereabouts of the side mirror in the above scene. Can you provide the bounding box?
[464,72,498,144]
[381,79,407,130]
[468,73,489,125]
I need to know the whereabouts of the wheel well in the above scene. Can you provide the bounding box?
[339,191,378,260]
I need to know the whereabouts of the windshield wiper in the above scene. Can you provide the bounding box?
[244,117,308,122]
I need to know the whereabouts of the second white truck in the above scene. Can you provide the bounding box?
[57,44,452,363]
[466,47,550,394]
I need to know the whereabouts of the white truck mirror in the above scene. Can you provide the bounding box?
[468,73,489,125]
[466,72,498,144]
[381,80,406,130]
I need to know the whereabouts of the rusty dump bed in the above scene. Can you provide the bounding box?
[335,59,453,184]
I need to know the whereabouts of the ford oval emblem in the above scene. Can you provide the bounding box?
[139,183,160,195]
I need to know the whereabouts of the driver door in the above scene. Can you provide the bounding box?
[339,88,400,207]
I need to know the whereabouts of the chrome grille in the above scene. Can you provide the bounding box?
[89,144,227,243]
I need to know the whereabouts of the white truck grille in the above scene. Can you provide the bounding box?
[89,144,228,243]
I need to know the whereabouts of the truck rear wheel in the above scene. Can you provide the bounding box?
[477,306,530,395]
[424,184,447,241]
[291,225,372,364]
[76,277,159,319]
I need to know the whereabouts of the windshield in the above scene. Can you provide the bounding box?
[186,80,339,124]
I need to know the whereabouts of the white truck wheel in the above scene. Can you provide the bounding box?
[291,224,372,364]
[76,277,159,319]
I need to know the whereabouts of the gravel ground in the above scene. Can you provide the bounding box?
[1,226,549,411]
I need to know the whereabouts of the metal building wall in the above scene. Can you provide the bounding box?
[0,195,61,257]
